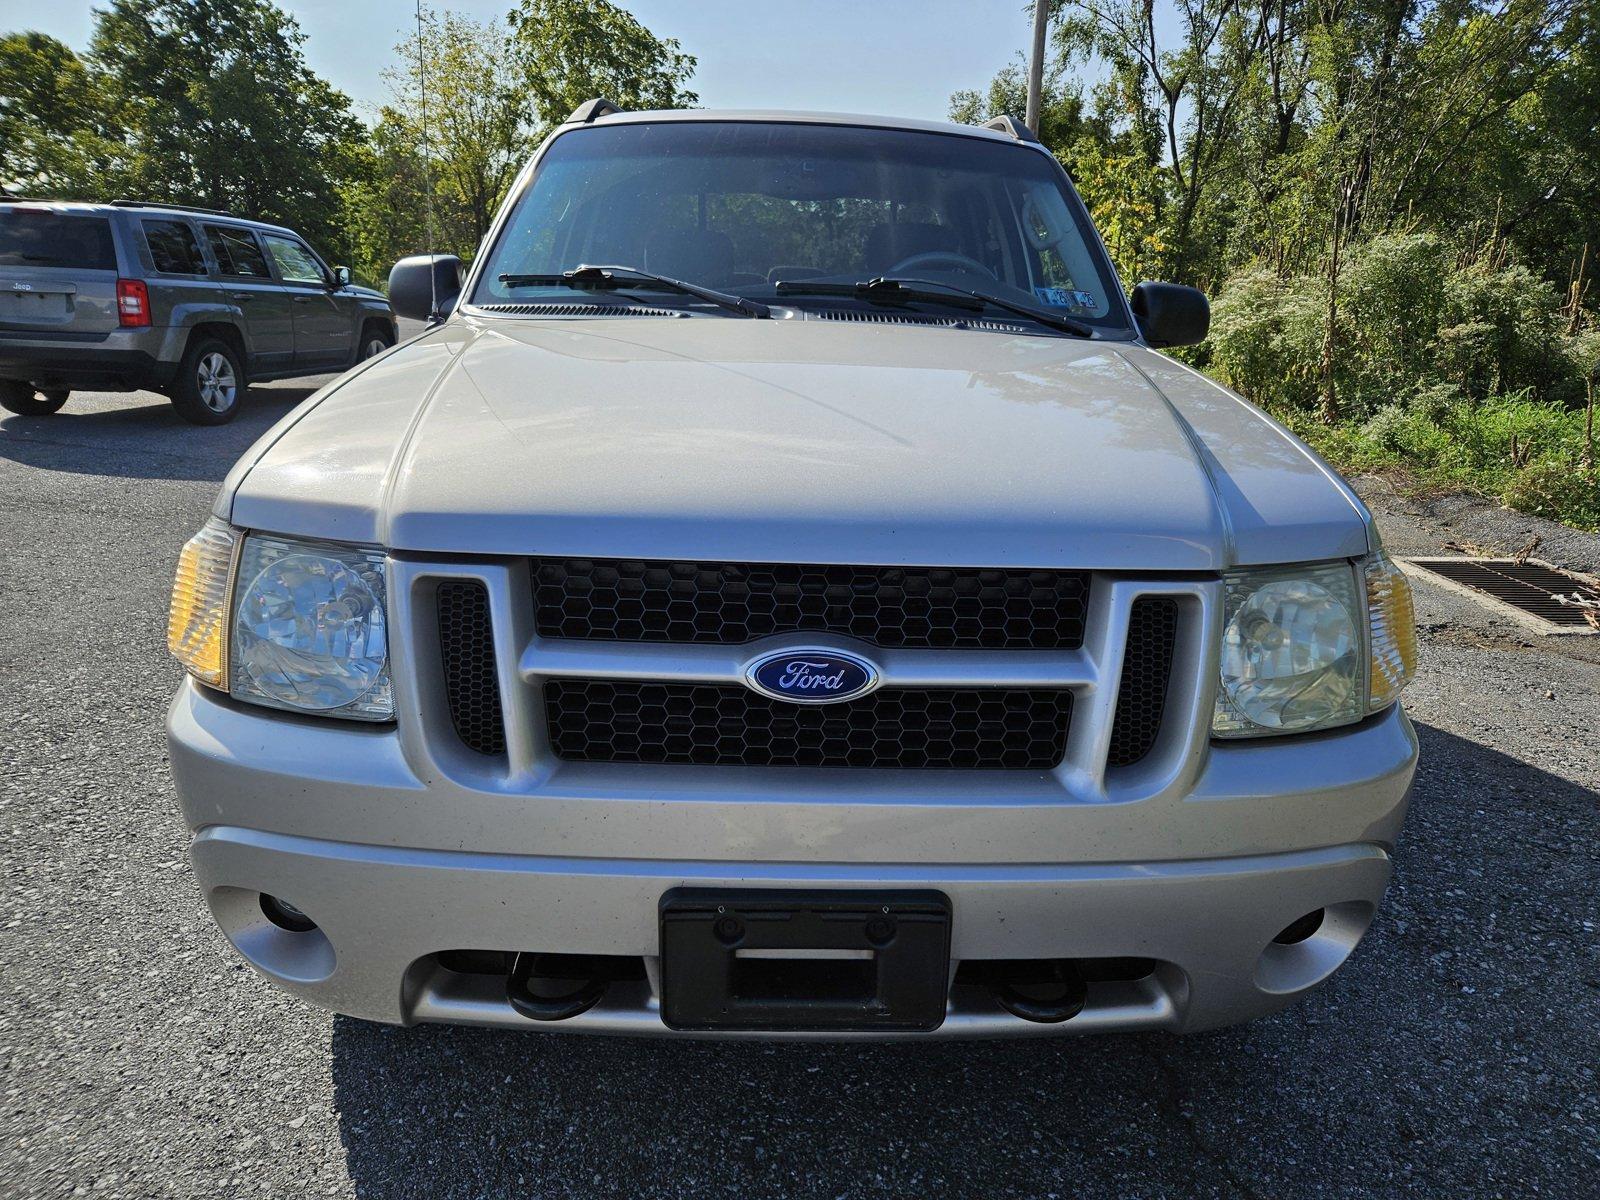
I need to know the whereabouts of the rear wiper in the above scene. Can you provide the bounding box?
[774,276,1094,338]
[498,264,770,318]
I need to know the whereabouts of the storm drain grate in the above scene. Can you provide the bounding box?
[1404,558,1600,631]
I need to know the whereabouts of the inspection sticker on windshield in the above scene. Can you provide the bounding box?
[1035,286,1096,310]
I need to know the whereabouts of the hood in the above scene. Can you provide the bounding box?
[221,317,1370,570]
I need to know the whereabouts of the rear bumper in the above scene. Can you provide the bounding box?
[170,677,1417,1038]
[0,329,172,390]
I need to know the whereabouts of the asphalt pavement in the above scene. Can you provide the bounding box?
[1,369,1596,1199]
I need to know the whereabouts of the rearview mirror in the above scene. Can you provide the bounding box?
[332,265,351,288]
[388,254,464,323]
[1130,281,1210,348]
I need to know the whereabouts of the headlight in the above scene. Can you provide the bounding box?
[1213,555,1418,738]
[1214,561,1363,736]
[167,522,392,721]
[231,533,392,719]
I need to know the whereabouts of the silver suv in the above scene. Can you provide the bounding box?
[0,200,396,424]
[165,103,1420,1038]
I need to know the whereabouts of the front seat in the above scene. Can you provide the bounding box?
[861,222,962,273]
[644,224,738,285]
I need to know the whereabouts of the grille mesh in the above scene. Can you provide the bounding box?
[1106,597,1179,768]
[545,681,1072,769]
[437,581,505,755]
[532,558,1089,650]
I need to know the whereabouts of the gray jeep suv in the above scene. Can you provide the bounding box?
[0,200,396,424]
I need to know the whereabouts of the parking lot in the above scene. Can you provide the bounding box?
[1,371,1597,1199]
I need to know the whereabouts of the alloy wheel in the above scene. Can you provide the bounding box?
[197,352,237,412]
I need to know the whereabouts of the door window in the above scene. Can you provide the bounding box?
[204,224,271,278]
[142,219,205,275]
[261,234,328,286]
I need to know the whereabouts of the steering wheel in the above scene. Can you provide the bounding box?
[887,250,998,280]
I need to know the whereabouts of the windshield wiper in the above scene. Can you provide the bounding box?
[498,264,770,318]
[774,276,1094,338]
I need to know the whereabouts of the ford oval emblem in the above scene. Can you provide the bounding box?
[745,648,880,705]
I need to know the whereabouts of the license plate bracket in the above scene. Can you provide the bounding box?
[659,888,951,1032]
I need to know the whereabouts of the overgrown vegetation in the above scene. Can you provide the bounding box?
[956,0,1600,529]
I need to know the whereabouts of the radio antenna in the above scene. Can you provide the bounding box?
[414,0,438,315]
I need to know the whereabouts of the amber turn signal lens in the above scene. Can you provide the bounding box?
[1365,552,1418,711]
[167,519,239,687]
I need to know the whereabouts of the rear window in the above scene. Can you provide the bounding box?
[204,224,271,278]
[0,209,117,270]
[143,219,205,274]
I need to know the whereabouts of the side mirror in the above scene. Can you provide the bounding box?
[333,265,352,288]
[388,254,464,323]
[1130,281,1210,348]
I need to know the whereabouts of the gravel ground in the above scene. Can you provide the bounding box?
[1,376,1596,1199]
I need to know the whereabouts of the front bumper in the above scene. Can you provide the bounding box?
[169,677,1418,1038]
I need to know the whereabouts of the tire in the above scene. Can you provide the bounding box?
[358,324,395,362]
[0,381,66,416]
[170,337,245,425]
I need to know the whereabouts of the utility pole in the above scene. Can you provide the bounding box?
[1025,0,1049,133]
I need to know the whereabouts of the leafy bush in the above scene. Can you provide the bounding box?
[1437,260,1566,402]
[1202,233,1599,529]
[1207,267,1323,411]
[1502,462,1600,530]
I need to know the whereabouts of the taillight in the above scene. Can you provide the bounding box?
[117,278,151,327]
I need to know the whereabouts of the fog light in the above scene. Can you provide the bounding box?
[260,893,317,933]
[1273,909,1325,945]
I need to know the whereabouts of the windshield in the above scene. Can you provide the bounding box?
[471,121,1128,332]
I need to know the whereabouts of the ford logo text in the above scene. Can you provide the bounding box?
[745,649,880,705]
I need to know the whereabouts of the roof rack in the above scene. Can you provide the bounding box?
[981,114,1040,144]
[567,97,622,124]
[109,199,240,218]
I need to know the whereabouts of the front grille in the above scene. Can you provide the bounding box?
[437,581,505,755]
[1106,597,1179,768]
[545,680,1072,769]
[531,558,1090,649]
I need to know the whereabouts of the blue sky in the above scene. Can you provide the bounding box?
[0,0,1044,123]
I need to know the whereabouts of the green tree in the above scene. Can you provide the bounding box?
[505,0,698,133]
[88,0,365,260]
[383,8,529,248]
[0,32,126,196]
[338,108,439,284]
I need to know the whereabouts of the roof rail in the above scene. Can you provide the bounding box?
[109,199,240,218]
[981,114,1040,144]
[567,97,622,124]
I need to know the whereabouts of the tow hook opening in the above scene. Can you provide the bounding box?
[960,958,1090,1024]
[504,952,640,1022]
[259,893,318,934]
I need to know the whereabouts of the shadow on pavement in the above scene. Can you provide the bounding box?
[0,383,320,483]
[329,722,1598,1200]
